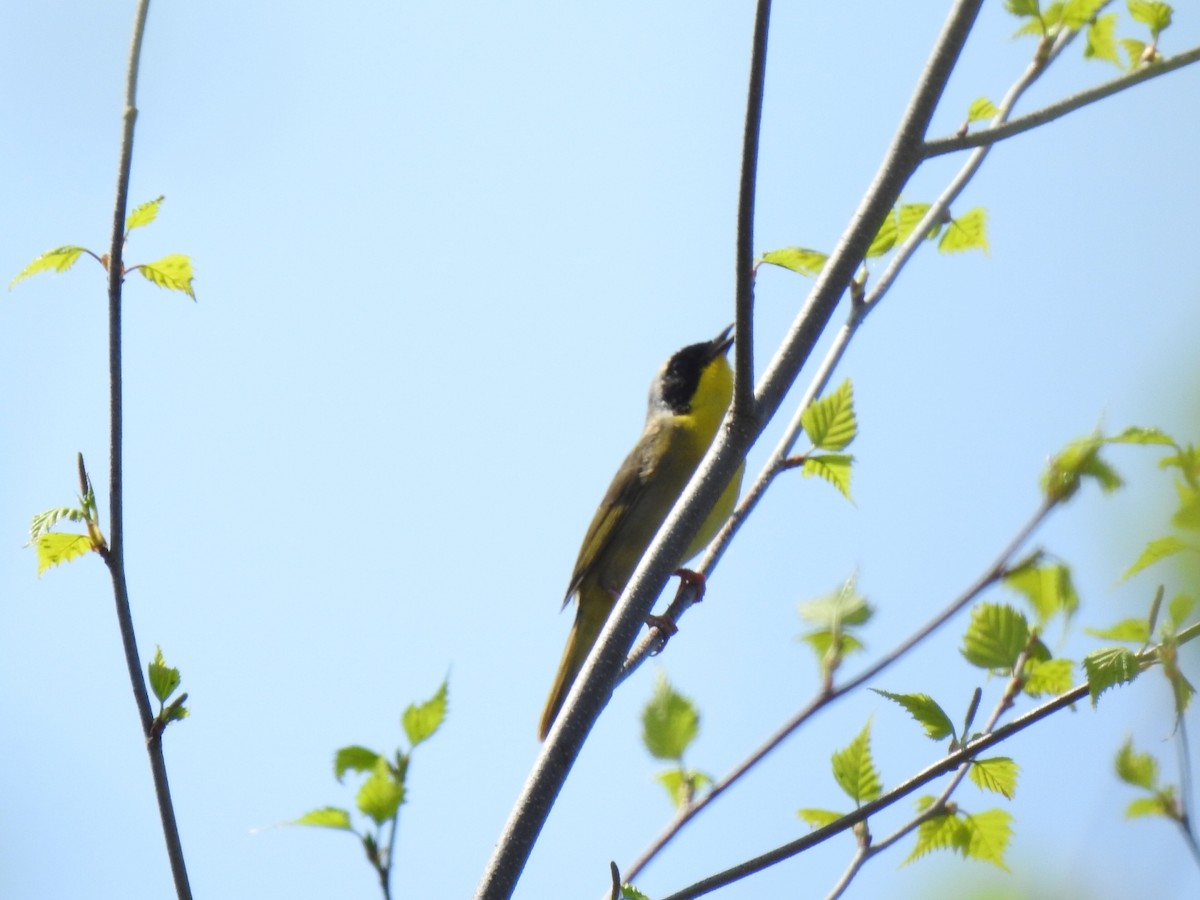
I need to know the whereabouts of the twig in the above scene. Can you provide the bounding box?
[104,3,192,899]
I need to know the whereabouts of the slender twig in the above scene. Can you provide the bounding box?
[924,45,1200,158]
[621,498,1052,884]
[1175,716,1200,870]
[104,3,192,899]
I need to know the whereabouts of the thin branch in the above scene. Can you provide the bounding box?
[924,45,1200,159]
[621,497,1052,884]
[733,0,772,415]
[104,2,192,899]
[1175,716,1200,870]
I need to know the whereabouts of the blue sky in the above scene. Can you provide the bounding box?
[3,2,1200,899]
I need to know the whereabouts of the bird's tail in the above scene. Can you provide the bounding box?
[538,591,614,741]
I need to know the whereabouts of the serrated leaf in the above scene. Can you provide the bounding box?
[798,807,843,828]
[1004,0,1042,18]
[34,532,95,575]
[1063,0,1107,27]
[1121,37,1151,67]
[1109,426,1175,446]
[1083,13,1121,66]
[1122,536,1191,580]
[967,97,1000,122]
[831,721,882,805]
[148,646,181,703]
[9,246,89,290]
[1042,435,1122,503]
[1023,658,1075,696]
[969,758,1019,799]
[356,756,404,826]
[1083,647,1140,705]
[801,380,857,451]
[402,678,448,747]
[1115,738,1158,789]
[1004,563,1078,625]
[1128,0,1173,39]
[801,454,855,499]
[1166,594,1197,630]
[1084,619,1150,643]
[642,674,699,762]
[291,806,353,830]
[126,196,165,233]
[873,690,955,741]
[799,578,873,628]
[905,811,970,864]
[961,604,1030,670]
[938,208,988,255]
[655,768,711,809]
[800,629,864,659]
[28,506,86,543]
[621,885,652,900]
[896,203,942,244]
[1171,486,1200,532]
[1125,795,1171,818]
[334,746,382,782]
[961,809,1013,870]
[135,254,196,300]
[758,247,828,277]
[867,211,898,258]
[163,695,190,723]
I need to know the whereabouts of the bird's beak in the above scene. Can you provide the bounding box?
[712,323,735,357]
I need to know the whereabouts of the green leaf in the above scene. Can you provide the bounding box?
[799,578,873,628]
[1166,594,1197,630]
[800,629,864,659]
[1084,618,1150,643]
[1128,1,1173,39]
[1122,536,1191,580]
[831,721,882,805]
[961,808,1014,870]
[938,208,988,255]
[967,97,1000,122]
[895,203,942,244]
[655,768,711,809]
[9,246,89,290]
[969,757,1019,799]
[148,646,181,704]
[801,380,857,451]
[1171,485,1200,532]
[134,254,196,300]
[1083,647,1140,705]
[867,210,898,258]
[356,756,404,826]
[905,810,970,864]
[1115,738,1158,790]
[642,674,699,762]
[1109,426,1175,446]
[1125,794,1172,818]
[961,603,1030,670]
[1004,0,1042,18]
[758,247,828,277]
[797,807,844,828]
[334,746,382,782]
[126,196,165,233]
[1084,13,1121,66]
[621,885,652,900]
[1023,658,1075,696]
[28,506,86,543]
[1004,562,1078,625]
[801,454,854,499]
[402,678,448,748]
[873,690,955,741]
[291,806,353,831]
[1121,37,1151,67]
[163,694,190,723]
[1042,435,1122,503]
[34,531,95,575]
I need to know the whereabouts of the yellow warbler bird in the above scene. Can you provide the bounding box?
[539,325,744,740]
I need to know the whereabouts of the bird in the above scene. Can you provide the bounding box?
[538,324,744,740]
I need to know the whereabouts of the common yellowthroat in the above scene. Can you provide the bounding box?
[539,325,745,740]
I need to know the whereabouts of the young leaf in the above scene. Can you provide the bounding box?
[291,807,354,831]
[148,646,181,704]
[1166,593,1197,630]
[831,721,882,805]
[801,454,855,499]
[938,208,988,255]
[9,246,89,290]
[962,808,1014,870]
[969,757,1019,799]
[655,768,711,809]
[1004,0,1042,19]
[621,884,652,900]
[799,578,873,628]
[1172,485,1200,532]
[801,380,857,451]
[1126,794,1174,818]
[28,506,86,543]
[1042,435,1122,503]
[797,807,844,828]
[1122,535,1191,581]
[967,97,1000,122]
[905,810,970,864]
[642,674,699,762]
[895,203,942,244]
[1084,619,1150,643]
[356,757,404,826]
[961,604,1030,671]
[134,254,196,300]
[1128,1,1173,40]
[1083,647,1140,705]
[335,746,382,782]
[800,630,864,659]
[34,532,94,575]
[126,196,165,233]
[1004,562,1078,625]
[872,690,955,741]
[758,247,828,277]
[1023,658,1075,696]
[866,210,898,258]
[402,678,448,748]
[1083,13,1121,67]
[1115,738,1159,790]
